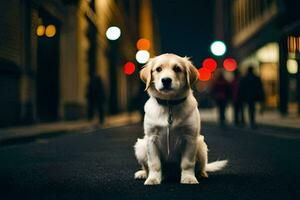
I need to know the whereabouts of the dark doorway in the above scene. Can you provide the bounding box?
[36,9,60,122]
[0,60,21,127]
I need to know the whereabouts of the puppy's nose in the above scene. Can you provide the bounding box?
[161,77,172,87]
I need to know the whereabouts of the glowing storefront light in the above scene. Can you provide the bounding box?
[210,41,226,56]
[45,25,56,37]
[287,59,298,74]
[136,50,150,64]
[106,26,121,40]
[256,43,279,63]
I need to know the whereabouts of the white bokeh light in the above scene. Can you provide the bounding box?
[106,26,121,40]
[136,50,150,64]
[210,41,226,56]
[287,59,298,74]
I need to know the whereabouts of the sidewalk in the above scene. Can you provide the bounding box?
[200,107,300,129]
[0,112,141,142]
[1,108,299,143]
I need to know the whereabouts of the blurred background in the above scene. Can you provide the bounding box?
[0,0,299,128]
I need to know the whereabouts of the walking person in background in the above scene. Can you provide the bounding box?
[240,66,265,129]
[211,70,231,127]
[231,69,245,126]
[87,75,106,124]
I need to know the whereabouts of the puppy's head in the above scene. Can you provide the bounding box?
[140,53,198,99]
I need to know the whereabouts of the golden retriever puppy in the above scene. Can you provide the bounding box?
[134,53,227,185]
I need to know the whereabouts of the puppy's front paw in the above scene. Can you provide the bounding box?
[200,171,208,178]
[144,177,161,185]
[181,175,199,184]
[134,170,147,179]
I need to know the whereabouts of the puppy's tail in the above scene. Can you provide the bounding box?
[205,160,228,172]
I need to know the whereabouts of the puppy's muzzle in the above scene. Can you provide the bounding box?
[161,77,172,90]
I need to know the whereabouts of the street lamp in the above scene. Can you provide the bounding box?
[106,26,121,41]
[210,40,226,56]
[105,26,121,113]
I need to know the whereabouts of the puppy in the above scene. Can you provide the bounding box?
[134,53,227,185]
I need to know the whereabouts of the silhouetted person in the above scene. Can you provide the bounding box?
[231,70,245,126]
[240,66,265,129]
[211,70,231,127]
[87,75,106,124]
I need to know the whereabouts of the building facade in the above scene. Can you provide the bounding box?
[215,0,300,115]
[0,0,159,127]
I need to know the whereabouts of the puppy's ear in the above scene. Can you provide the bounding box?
[140,60,153,91]
[183,57,199,86]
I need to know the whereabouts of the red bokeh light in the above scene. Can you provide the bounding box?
[202,58,217,72]
[123,62,135,75]
[223,58,237,72]
[198,67,211,81]
[136,38,151,50]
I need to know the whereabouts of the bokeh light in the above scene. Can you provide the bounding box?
[287,59,298,74]
[137,38,150,50]
[123,62,136,75]
[198,67,211,81]
[36,25,45,36]
[210,40,226,56]
[106,26,121,40]
[136,50,150,64]
[45,25,56,37]
[223,58,237,71]
[202,58,217,72]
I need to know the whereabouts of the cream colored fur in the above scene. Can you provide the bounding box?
[134,53,227,185]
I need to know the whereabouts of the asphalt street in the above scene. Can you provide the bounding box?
[0,123,300,199]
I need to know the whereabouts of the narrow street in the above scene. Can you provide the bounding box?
[1,123,300,199]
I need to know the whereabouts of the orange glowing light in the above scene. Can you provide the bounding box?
[136,38,150,50]
[36,25,45,36]
[45,25,56,37]
[223,58,237,71]
[123,62,136,75]
[198,67,211,81]
[202,58,217,72]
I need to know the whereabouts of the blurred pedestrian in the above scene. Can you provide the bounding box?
[231,70,245,126]
[240,66,265,129]
[86,75,106,124]
[211,70,231,127]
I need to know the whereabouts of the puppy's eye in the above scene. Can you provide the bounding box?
[156,67,162,72]
[173,66,182,73]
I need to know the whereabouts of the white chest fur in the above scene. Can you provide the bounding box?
[143,95,201,162]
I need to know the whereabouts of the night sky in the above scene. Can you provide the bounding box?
[152,0,214,67]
